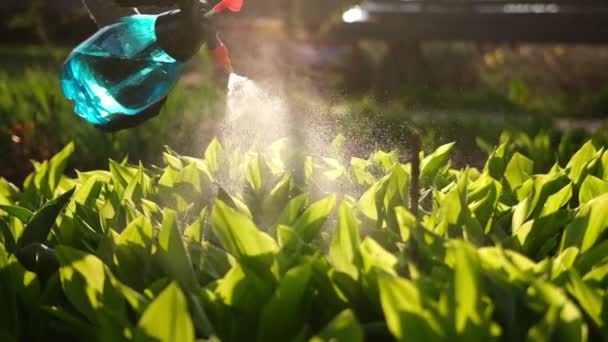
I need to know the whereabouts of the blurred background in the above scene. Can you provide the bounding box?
[2,0,608,184]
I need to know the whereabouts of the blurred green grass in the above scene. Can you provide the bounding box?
[0,45,67,73]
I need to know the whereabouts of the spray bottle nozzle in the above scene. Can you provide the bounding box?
[212,43,233,73]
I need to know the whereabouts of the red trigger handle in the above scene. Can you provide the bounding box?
[212,0,243,14]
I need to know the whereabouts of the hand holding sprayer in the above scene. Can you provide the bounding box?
[61,0,243,131]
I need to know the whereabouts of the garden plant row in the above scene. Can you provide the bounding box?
[1,132,607,341]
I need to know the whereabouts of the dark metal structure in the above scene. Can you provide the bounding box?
[334,0,608,44]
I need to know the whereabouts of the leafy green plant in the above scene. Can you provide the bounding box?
[1,133,608,341]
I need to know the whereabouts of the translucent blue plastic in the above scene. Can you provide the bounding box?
[61,15,183,125]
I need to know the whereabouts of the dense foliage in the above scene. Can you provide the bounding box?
[1,132,608,342]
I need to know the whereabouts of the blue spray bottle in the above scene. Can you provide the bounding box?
[61,0,241,131]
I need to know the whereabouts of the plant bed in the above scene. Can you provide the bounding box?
[1,134,607,341]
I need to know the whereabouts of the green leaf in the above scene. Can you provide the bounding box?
[383,164,410,231]
[156,209,198,291]
[551,247,579,281]
[163,151,184,170]
[420,142,454,187]
[578,175,608,204]
[371,150,399,173]
[449,241,482,333]
[467,174,502,232]
[504,152,533,191]
[48,142,75,194]
[394,206,417,242]
[0,205,33,223]
[115,217,154,289]
[513,179,534,203]
[42,306,95,340]
[576,240,608,275]
[0,179,18,205]
[71,176,104,209]
[136,282,194,342]
[0,246,18,338]
[566,271,603,327]
[265,138,289,173]
[56,246,124,321]
[479,247,537,282]
[109,160,138,200]
[360,238,397,275]
[526,303,585,342]
[257,263,313,342]
[539,183,572,217]
[193,241,236,281]
[484,143,507,180]
[15,243,59,278]
[351,158,375,185]
[530,172,571,217]
[184,217,204,244]
[158,166,179,188]
[322,157,345,181]
[122,164,146,205]
[583,262,608,285]
[216,187,252,218]
[246,154,264,193]
[292,195,337,243]
[277,193,309,226]
[23,163,48,207]
[512,171,570,230]
[205,138,224,174]
[175,163,206,194]
[436,173,485,245]
[17,187,75,248]
[56,177,104,245]
[526,282,586,342]
[377,272,443,341]
[515,210,571,257]
[77,170,112,184]
[12,261,40,312]
[0,219,16,253]
[277,224,298,249]
[566,141,601,185]
[330,202,362,279]
[110,276,150,315]
[21,144,76,207]
[212,263,275,325]
[358,176,388,221]
[261,175,292,223]
[561,192,608,253]
[211,201,278,260]
[312,309,364,342]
